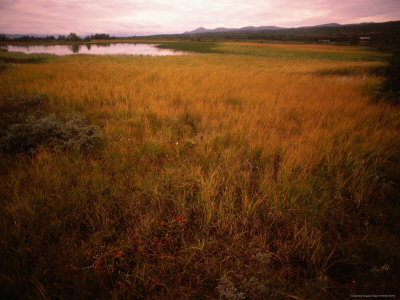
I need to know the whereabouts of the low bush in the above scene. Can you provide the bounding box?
[0,94,104,154]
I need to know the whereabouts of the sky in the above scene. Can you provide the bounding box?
[0,0,400,36]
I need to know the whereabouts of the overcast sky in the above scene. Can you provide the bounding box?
[1,0,399,35]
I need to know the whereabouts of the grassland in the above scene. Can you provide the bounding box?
[0,42,399,299]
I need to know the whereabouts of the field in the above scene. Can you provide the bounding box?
[0,42,399,299]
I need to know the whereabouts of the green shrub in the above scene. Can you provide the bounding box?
[0,94,104,154]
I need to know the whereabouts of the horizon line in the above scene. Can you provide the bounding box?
[1,19,399,37]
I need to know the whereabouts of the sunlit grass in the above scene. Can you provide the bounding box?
[0,42,399,299]
[156,41,390,61]
[215,42,389,61]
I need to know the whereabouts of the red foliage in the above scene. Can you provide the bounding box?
[115,250,124,259]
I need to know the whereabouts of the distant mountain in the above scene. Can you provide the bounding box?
[184,25,283,34]
[183,22,384,34]
[300,23,341,28]
[241,26,284,31]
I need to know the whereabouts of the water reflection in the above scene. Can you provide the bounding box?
[3,43,187,56]
[70,44,80,53]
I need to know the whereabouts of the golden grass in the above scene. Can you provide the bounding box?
[0,43,399,299]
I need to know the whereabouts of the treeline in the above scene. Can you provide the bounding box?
[0,33,114,42]
[140,21,400,46]
[1,21,400,46]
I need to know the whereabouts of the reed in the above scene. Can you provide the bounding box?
[0,42,399,299]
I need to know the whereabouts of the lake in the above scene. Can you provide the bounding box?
[0,43,187,56]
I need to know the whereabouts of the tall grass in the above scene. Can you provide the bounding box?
[0,43,399,299]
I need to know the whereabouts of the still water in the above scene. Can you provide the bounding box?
[1,43,187,56]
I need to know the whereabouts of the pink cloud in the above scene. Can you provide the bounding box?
[0,0,399,35]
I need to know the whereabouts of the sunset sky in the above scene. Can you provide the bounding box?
[1,0,399,36]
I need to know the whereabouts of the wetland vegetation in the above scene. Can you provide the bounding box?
[0,41,399,299]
